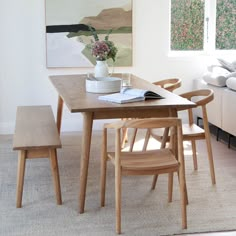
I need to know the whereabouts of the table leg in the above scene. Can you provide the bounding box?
[79,112,94,213]
[56,96,63,133]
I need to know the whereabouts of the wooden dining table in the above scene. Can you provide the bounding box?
[49,73,196,214]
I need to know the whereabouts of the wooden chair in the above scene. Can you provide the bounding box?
[148,89,216,190]
[153,77,182,92]
[127,78,182,151]
[101,118,187,234]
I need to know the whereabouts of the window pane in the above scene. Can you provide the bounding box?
[171,0,205,51]
[216,0,236,50]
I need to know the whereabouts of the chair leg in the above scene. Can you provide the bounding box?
[204,127,216,185]
[168,173,173,202]
[101,129,107,207]
[151,127,169,189]
[142,129,151,151]
[121,127,128,149]
[121,118,129,149]
[161,128,169,149]
[49,149,62,205]
[181,174,189,205]
[179,169,187,229]
[151,175,158,190]
[16,150,26,208]
[168,170,188,205]
[129,128,138,152]
[115,165,122,234]
[191,140,198,170]
[101,156,107,207]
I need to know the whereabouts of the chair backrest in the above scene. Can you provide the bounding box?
[153,78,182,92]
[105,117,184,157]
[180,89,214,125]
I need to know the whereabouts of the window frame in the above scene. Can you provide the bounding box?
[169,0,236,57]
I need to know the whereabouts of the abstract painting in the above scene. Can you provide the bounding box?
[45,0,132,68]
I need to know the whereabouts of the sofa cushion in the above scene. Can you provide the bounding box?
[227,72,236,78]
[203,72,228,87]
[218,58,236,72]
[226,77,236,91]
[203,67,236,87]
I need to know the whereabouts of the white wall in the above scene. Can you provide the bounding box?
[0,0,208,134]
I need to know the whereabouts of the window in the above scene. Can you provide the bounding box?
[216,0,236,50]
[170,0,236,53]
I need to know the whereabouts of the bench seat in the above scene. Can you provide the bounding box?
[13,105,62,208]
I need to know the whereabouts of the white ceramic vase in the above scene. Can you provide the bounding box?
[94,60,109,77]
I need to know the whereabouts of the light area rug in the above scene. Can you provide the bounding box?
[1,131,236,236]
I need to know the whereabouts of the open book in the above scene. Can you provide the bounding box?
[98,87,164,104]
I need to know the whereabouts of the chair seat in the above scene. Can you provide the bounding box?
[108,149,179,172]
[150,123,205,142]
[182,124,205,138]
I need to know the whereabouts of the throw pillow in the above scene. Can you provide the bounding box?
[226,71,236,78]
[203,72,227,87]
[203,66,231,87]
[226,77,236,91]
[218,58,236,72]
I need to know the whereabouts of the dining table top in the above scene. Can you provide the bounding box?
[49,73,196,115]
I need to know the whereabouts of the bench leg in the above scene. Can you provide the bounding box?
[49,149,62,205]
[16,150,26,208]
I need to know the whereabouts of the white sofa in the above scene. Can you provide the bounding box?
[193,58,236,144]
[193,78,236,146]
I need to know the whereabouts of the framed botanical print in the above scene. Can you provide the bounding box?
[45,0,132,68]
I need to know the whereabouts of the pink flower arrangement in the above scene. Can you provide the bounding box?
[91,41,110,61]
[87,25,118,62]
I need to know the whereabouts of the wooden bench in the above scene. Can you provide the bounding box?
[13,105,62,208]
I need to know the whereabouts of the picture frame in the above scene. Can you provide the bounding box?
[45,0,132,68]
